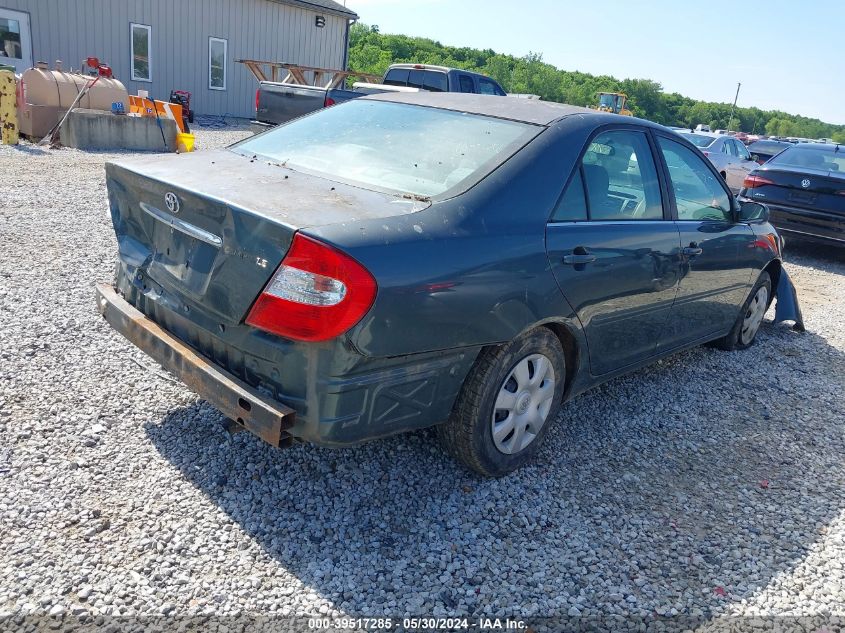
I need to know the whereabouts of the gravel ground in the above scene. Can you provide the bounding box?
[1,125,844,627]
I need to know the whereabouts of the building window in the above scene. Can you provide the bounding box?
[1,16,23,59]
[130,23,151,82]
[209,37,227,91]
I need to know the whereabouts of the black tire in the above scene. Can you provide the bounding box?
[713,271,771,351]
[437,328,566,477]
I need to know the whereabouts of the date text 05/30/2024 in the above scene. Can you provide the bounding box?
[308,617,528,630]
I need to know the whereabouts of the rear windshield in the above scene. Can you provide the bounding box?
[680,133,717,148]
[383,68,409,86]
[748,141,789,155]
[768,147,845,173]
[232,100,539,197]
[384,68,447,92]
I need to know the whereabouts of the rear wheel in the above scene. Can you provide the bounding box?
[438,328,566,477]
[713,271,771,351]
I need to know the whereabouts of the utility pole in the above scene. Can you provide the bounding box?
[728,82,741,131]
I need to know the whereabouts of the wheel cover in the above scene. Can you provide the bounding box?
[491,353,556,455]
[741,285,769,345]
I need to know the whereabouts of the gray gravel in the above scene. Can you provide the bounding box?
[1,125,844,625]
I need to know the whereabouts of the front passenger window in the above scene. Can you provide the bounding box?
[657,136,733,221]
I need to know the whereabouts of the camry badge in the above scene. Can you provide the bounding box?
[164,192,180,214]
[801,179,811,188]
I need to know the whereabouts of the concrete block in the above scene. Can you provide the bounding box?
[61,108,177,152]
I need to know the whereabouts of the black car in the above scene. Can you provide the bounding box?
[746,139,793,165]
[740,143,845,246]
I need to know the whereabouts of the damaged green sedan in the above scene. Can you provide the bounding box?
[98,93,796,476]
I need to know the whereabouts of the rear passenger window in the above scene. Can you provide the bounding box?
[657,136,732,221]
[423,71,447,92]
[459,75,475,93]
[478,78,499,95]
[383,68,409,86]
[580,130,663,221]
[551,169,588,222]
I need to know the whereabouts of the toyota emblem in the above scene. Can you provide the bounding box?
[164,192,180,213]
[801,179,811,189]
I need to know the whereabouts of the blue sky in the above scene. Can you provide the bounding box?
[346,0,845,125]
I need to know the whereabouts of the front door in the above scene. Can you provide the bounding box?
[654,134,756,350]
[546,129,682,376]
[0,8,32,74]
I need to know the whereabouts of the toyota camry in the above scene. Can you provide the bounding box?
[98,93,790,476]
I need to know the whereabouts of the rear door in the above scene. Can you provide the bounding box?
[546,128,682,376]
[654,134,756,349]
[728,139,757,191]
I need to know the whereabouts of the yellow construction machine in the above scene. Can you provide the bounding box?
[592,92,633,116]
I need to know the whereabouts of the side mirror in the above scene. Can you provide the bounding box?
[751,154,760,163]
[738,200,770,223]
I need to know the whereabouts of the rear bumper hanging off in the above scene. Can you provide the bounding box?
[95,283,296,447]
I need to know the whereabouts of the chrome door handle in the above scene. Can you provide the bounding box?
[683,244,703,257]
[563,253,597,265]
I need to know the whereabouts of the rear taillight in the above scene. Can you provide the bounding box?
[743,174,775,189]
[245,234,377,342]
[255,89,260,112]
[324,96,336,107]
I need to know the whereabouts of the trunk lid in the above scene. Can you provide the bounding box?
[106,149,427,325]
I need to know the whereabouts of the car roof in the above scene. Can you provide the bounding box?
[749,139,791,145]
[361,91,648,127]
[387,64,491,79]
[679,130,721,139]
[784,142,843,151]
[388,63,452,73]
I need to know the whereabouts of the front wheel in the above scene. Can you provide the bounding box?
[438,328,566,477]
[713,271,771,351]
